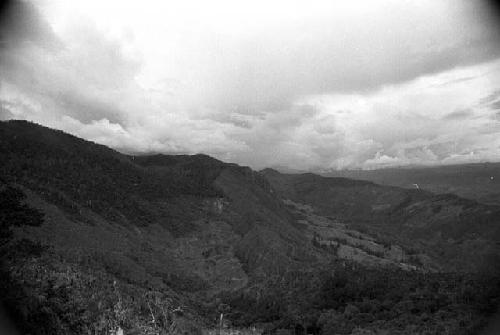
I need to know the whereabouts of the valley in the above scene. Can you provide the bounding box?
[284,199,418,271]
[0,120,499,335]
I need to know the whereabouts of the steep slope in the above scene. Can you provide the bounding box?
[1,121,499,335]
[0,120,317,333]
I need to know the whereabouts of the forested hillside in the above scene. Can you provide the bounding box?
[262,169,500,273]
[1,120,499,335]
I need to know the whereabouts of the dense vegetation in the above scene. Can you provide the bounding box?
[219,262,500,334]
[1,120,499,335]
[262,169,500,273]
[0,185,44,239]
[0,185,205,335]
[0,120,224,235]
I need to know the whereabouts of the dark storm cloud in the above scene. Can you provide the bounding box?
[489,100,500,111]
[0,2,142,130]
[192,111,254,129]
[443,108,474,120]
[210,39,500,114]
[56,90,126,124]
[479,90,500,107]
[0,100,16,120]
[200,0,500,114]
[435,75,479,88]
[0,0,61,50]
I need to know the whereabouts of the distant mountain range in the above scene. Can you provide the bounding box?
[320,163,500,206]
[1,120,499,335]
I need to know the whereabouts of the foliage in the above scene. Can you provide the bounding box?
[1,121,500,335]
[0,241,199,335]
[0,185,44,240]
[0,120,224,235]
[220,261,500,335]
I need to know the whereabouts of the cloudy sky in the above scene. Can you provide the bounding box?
[1,0,500,170]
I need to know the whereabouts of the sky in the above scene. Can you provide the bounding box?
[1,0,500,170]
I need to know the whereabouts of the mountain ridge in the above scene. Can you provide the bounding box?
[1,120,499,334]
[320,162,500,206]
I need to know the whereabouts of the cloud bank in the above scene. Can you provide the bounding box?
[1,0,500,170]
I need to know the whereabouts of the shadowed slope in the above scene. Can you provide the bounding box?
[262,168,500,273]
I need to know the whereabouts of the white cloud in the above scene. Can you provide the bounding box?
[1,0,500,170]
[294,60,500,169]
